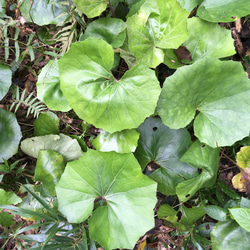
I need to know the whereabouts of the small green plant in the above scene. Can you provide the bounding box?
[10,87,47,118]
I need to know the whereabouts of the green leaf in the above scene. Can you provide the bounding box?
[58,38,161,133]
[177,0,202,11]
[229,208,250,232]
[211,220,250,249]
[33,111,59,136]
[81,17,126,48]
[126,0,189,68]
[157,57,250,147]
[93,129,139,153]
[37,60,71,112]
[72,0,108,18]
[0,64,11,101]
[0,188,22,206]
[176,140,219,202]
[240,197,250,208]
[204,205,228,221]
[0,109,22,163]
[0,0,6,17]
[19,0,69,25]
[0,212,14,227]
[19,184,55,221]
[157,203,205,230]
[184,17,235,62]
[21,133,82,162]
[197,0,250,22]
[56,150,157,249]
[134,117,198,195]
[236,146,250,169]
[34,150,66,196]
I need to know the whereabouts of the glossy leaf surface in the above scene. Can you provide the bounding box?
[93,129,139,153]
[0,109,22,163]
[21,133,82,162]
[35,150,66,196]
[58,38,161,133]
[81,17,126,48]
[37,60,70,112]
[126,0,189,68]
[176,140,220,201]
[33,111,59,136]
[211,220,250,249]
[73,0,108,18]
[157,57,250,147]
[0,64,11,101]
[56,150,157,249]
[204,205,228,221]
[134,117,198,195]
[229,208,250,232]
[177,0,203,11]
[20,0,68,25]
[184,18,235,62]
[197,0,250,22]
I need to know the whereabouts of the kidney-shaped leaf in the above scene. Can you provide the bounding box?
[93,129,140,153]
[0,64,11,101]
[134,117,198,195]
[184,18,235,62]
[81,17,126,48]
[55,150,157,249]
[21,133,82,162]
[0,109,22,163]
[157,57,250,148]
[58,38,161,133]
[197,0,250,22]
[37,60,70,112]
[126,0,189,68]
[73,0,108,18]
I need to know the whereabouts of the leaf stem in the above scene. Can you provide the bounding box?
[108,1,116,18]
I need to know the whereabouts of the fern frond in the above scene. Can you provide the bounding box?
[10,87,47,118]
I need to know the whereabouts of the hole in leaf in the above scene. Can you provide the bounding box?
[177,211,182,222]
[185,194,190,198]
[201,144,206,148]
[153,127,158,131]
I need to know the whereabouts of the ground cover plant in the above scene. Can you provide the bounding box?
[1,0,250,249]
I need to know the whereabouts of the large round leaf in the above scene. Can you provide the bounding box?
[20,0,69,25]
[0,109,22,163]
[126,0,189,68]
[72,0,108,18]
[0,64,11,101]
[81,17,126,48]
[134,117,198,195]
[55,150,157,249]
[157,57,250,147]
[36,60,70,112]
[197,0,250,22]
[184,18,235,62]
[58,38,161,133]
